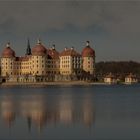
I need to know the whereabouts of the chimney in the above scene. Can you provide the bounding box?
[71,47,74,50]
[65,47,67,51]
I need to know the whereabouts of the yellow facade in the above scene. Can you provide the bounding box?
[30,55,46,76]
[60,56,72,75]
[60,48,82,75]
[82,57,95,75]
[0,41,95,82]
[1,57,15,76]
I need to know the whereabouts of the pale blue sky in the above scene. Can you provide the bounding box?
[0,1,140,62]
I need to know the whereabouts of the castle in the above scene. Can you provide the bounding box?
[0,39,95,83]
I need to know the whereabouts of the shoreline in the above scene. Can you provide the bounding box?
[0,81,107,87]
[0,81,139,87]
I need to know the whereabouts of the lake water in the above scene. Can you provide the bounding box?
[0,84,140,140]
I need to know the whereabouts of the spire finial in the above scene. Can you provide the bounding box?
[6,42,10,47]
[52,44,55,50]
[86,41,90,47]
[37,39,41,45]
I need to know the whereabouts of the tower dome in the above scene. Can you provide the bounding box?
[32,39,47,56]
[82,41,95,57]
[2,42,15,58]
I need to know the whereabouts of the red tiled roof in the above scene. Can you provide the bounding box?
[48,48,59,59]
[15,56,30,61]
[126,73,137,78]
[60,48,81,57]
[105,73,116,78]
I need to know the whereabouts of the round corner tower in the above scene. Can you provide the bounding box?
[31,39,47,76]
[81,41,95,75]
[1,42,16,77]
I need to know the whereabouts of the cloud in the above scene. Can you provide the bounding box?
[0,1,100,33]
[0,1,116,33]
[0,1,139,35]
[0,1,140,61]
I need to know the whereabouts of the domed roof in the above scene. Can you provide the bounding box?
[32,39,47,56]
[82,41,95,57]
[2,43,15,58]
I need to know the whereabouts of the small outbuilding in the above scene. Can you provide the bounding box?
[125,73,138,84]
[104,73,117,84]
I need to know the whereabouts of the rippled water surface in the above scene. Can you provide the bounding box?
[0,84,140,140]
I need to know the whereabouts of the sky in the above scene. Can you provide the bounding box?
[0,0,140,62]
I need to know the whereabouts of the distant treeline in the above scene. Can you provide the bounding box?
[95,61,140,77]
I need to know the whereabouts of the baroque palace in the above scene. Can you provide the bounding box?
[0,39,95,83]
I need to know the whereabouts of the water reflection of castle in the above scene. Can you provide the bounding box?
[0,94,95,131]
